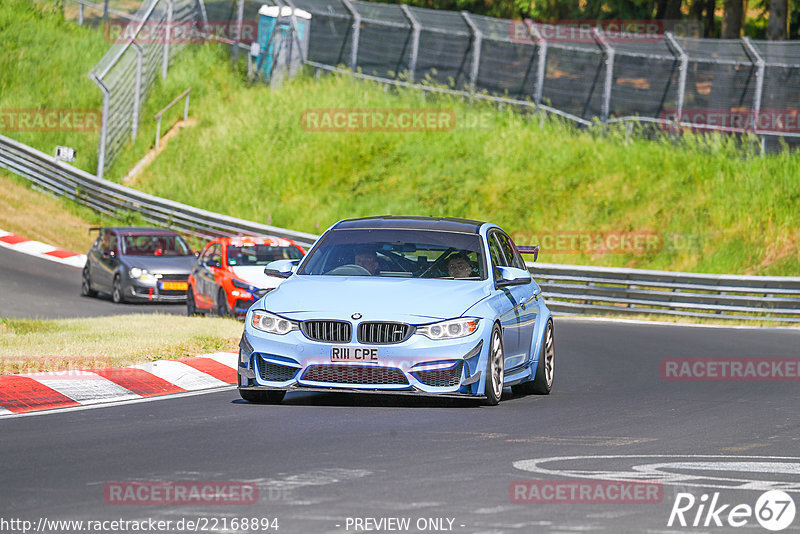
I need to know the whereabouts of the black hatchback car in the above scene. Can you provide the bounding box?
[81,227,196,303]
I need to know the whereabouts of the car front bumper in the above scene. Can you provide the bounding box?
[239,321,490,397]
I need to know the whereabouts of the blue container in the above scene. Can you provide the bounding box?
[255,5,311,80]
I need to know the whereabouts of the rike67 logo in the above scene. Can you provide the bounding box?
[668,490,796,531]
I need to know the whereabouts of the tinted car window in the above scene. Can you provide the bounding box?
[495,232,526,270]
[487,233,505,279]
[227,245,303,266]
[299,229,486,279]
[121,234,191,256]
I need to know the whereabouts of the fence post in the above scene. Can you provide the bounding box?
[90,75,110,180]
[400,5,419,83]
[341,0,360,73]
[461,12,481,92]
[103,0,109,25]
[131,42,143,141]
[162,0,173,80]
[525,21,547,106]
[741,37,765,132]
[592,28,614,123]
[664,32,687,124]
[78,2,84,25]
[196,0,209,41]
[233,0,244,62]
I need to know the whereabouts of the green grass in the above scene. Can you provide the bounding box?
[0,0,109,171]
[4,0,800,276]
[111,44,800,276]
[0,314,242,373]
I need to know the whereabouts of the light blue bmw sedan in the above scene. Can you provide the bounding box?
[237,216,554,405]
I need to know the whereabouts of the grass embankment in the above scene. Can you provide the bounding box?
[0,314,242,374]
[3,0,800,276]
[112,46,800,276]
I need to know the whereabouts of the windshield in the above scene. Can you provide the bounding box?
[227,244,304,266]
[121,234,192,256]
[298,229,486,279]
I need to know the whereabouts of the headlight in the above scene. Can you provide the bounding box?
[232,278,256,291]
[128,268,156,281]
[251,310,298,335]
[417,318,480,340]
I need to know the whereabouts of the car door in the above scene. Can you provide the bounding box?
[494,231,538,367]
[195,244,220,309]
[95,230,118,292]
[488,231,523,363]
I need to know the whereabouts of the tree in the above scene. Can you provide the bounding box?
[767,0,789,38]
[721,0,746,37]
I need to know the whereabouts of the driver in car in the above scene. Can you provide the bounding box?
[447,253,473,278]
[354,249,380,275]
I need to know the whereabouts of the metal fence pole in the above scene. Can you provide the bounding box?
[341,0,360,73]
[525,21,547,106]
[461,12,481,92]
[103,0,109,25]
[664,32,688,124]
[131,42,143,141]
[233,0,244,62]
[162,0,173,80]
[593,28,614,123]
[90,75,110,179]
[400,5,419,83]
[78,2,84,25]
[741,37,765,130]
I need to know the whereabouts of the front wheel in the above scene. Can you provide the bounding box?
[239,389,286,404]
[112,275,125,303]
[81,267,97,297]
[483,324,505,406]
[187,286,200,316]
[217,289,231,317]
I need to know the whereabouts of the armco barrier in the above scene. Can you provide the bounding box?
[531,262,800,323]
[0,133,316,247]
[2,130,799,322]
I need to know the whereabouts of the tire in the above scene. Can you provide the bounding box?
[112,275,125,304]
[217,289,230,317]
[513,320,554,396]
[81,267,97,297]
[483,324,505,406]
[187,286,200,316]
[239,389,286,404]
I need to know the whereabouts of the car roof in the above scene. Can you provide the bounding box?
[333,216,486,234]
[210,235,303,248]
[103,227,182,236]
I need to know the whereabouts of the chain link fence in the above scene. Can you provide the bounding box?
[65,0,206,178]
[270,0,800,152]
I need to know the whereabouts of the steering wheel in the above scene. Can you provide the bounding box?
[326,264,372,276]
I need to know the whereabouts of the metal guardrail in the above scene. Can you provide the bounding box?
[1,130,799,322]
[530,262,800,323]
[0,133,317,248]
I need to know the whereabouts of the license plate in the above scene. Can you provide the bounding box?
[160,281,188,291]
[331,346,379,362]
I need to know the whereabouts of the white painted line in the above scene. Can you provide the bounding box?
[0,385,237,419]
[0,407,12,415]
[556,315,800,331]
[0,230,86,270]
[13,240,56,255]
[30,371,139,404]
[132,360,228,390]
[204,352,238,369]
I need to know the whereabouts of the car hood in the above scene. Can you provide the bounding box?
[122,255,196,274]
[261,275,491,322]
[230,266,283,290]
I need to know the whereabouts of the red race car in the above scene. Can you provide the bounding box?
[188,236,305,318]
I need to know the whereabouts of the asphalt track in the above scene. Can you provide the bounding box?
[0,246,184,318]
[2,318,799,533]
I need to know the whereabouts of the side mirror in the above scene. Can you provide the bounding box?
[265,259,300,279]
[496,266,532,288]
[207,259,221,268]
